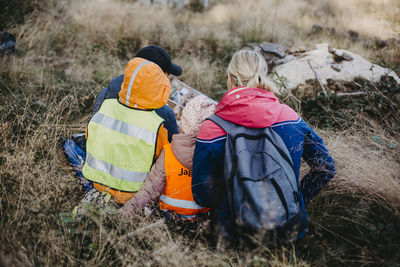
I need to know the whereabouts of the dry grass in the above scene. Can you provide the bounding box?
[298,0,399,39]
[299,126,400,266]
[1,0,400,265]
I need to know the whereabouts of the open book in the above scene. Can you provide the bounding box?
[168,78,218,118]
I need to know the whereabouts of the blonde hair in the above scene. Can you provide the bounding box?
[227,49,279,95]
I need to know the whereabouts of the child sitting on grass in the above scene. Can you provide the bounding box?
[120,95,215,220]
[63,95,215,218]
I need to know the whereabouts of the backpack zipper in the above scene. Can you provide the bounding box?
[271,178,289,220]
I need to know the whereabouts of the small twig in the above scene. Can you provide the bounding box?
[126,219,165,238]
[274,71,301,113]
[336,92,368,97]
[307,60,328,97]
[273,71,288,91]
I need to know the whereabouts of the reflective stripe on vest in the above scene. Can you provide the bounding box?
[159,194,204,210]
[82,99,164,192]
[159,143,209,216]
[85,153,147,183]
[91,112,156,144]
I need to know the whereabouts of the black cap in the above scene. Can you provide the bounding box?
[136,45,182,76]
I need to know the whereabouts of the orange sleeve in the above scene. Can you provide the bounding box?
[155,124,169,158]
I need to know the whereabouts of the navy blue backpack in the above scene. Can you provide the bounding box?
[208,115,307,246]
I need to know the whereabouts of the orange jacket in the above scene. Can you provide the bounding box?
[159,143,209,218]
[93,57,171,204]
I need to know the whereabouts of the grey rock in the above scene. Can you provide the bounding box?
[288,46,307,55]
[329,46,354,62]
[331,63,341,72]
[331,50,354,62]
[262,53,280,67]
[274,55,295,65]
[268,43,400,90]
[259,42,287,58]
[328,44,335,53]
[342,52,353,61]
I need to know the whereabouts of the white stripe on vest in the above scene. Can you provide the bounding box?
[91,112,157,144]
[86,153,148,183]
[159,194,205,210]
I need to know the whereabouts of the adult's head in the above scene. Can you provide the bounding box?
[227,49,278,94]
[136,45,182,76]
[179,95,216,134]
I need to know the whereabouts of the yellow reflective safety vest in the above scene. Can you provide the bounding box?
[159,144,209,220]
[82,99,164,195]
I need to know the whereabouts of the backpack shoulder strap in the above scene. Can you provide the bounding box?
[207,114,236,134]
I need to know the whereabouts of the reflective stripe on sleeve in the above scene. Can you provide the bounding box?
[86,153,148,183]
[159,194,205,210]
[126,61,150,106]
[91,112,156,144]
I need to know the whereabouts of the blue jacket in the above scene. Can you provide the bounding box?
[93,74,179,142]
[192,87,336,241]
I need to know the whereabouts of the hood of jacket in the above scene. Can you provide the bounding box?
[215,86,298,128]
[170,133,197,170]
[118,57,171,110]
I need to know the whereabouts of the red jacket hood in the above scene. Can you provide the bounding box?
[215,86,298,128]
